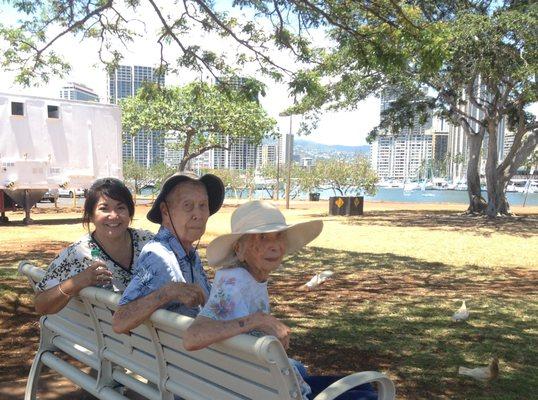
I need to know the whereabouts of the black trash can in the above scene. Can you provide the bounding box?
[309,192,320,201]
[329,196,363,216]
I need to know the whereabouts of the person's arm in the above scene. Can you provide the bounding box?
[35,262,112,315]
[112,281,206,334]
[184,268,290,351]
[184,312,291,351]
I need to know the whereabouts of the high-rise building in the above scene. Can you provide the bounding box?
[59,82,99,102]
[197,76,265,172]
[371,133,434,180]
[371,89,448,180]
[228,137,258,170]
[108,65,166,166]
[257,141,278,168]
[108,65,165,104]
[163,131,184,168]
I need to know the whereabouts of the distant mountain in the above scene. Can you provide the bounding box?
[294,138,370,154]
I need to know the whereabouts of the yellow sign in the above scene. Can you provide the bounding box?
[335,197,344,208]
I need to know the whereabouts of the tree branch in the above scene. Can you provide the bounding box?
[498,102,536,173]
[506,130,538,176]
[147,0,215,79]
[29,0,113,70]
[192,0,292,75]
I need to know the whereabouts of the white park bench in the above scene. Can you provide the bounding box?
[19,260,396,400]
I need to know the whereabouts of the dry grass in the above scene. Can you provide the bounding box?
[3,200,537,270]
[1,199,537,399]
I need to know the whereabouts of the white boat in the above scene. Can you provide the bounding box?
[528,180,538,194]
[376,179,396,188]
[431,178,449,190]
[377,180,404,188]
[506,179,528,193]
[403,181,421,191]
[509,178,538,194]
[454,181,468,191]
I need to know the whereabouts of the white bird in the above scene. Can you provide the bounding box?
[304,270,334,290]
[458,357,499,382]
[452,300,470,322]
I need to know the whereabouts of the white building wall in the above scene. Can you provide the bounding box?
[0,92,122,190]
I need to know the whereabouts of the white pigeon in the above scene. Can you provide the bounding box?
[452,300,470,322]
[304,270,334,290]
[458,357,499,382]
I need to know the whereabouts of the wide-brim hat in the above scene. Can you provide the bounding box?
[206,201,323,267]
[147,172,224,224]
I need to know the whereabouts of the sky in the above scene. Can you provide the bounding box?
[0,3,379,147]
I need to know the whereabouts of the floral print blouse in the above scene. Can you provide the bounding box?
[36,228,154,292]
[199,266,312,399]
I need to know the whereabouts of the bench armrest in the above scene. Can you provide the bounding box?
[312,371,395,400]
[18,260,45,293]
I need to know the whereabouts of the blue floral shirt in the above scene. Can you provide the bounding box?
[119,226,211,318]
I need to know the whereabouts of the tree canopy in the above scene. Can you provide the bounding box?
[121,81,277,171]
[2,0,536,216]
[0,0,307,85]
[316,156,378,197]
[285,1,537,216]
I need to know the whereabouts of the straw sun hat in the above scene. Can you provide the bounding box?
[206,201,323,267]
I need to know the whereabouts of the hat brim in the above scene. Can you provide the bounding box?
[147,173,224,224]
[206,220,323,267]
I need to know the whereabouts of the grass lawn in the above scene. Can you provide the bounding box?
[1,200,537,399]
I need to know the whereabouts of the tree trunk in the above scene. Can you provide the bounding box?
[484,120,511,217]
[466,133,486,214]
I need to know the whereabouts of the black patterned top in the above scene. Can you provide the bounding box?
[36,228,154,292]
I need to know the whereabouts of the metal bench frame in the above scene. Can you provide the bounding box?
[19,261,396,400]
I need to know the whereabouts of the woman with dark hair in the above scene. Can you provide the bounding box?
[34,178,154,315]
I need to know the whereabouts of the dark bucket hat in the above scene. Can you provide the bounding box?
[147,172,225,224]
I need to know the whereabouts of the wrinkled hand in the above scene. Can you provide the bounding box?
[74,261,113,291]
[254,312,291,350]
[170,282,207,308]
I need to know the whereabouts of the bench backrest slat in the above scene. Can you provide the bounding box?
[56,305,95,331]
[44,314,98,353]
[157,329,282,389]
[163,347,285,399]
[157,329,271,369]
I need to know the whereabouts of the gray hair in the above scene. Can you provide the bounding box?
[219,234,249,269]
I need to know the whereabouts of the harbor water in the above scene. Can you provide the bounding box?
[228,187,538,207]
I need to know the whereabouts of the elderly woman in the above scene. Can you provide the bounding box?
[34,178,154,315]
[184,201,377,400]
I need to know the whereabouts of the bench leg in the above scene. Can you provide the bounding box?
[25,317,57,400]
[24,350,46,400]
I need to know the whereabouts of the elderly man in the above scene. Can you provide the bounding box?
[112,172,224,333]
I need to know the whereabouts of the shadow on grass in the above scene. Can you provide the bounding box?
[1,246,536,399]
[3,217,82,226]
[0,240,70,270]
[269,246,537,400]
[302,209,538,238]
